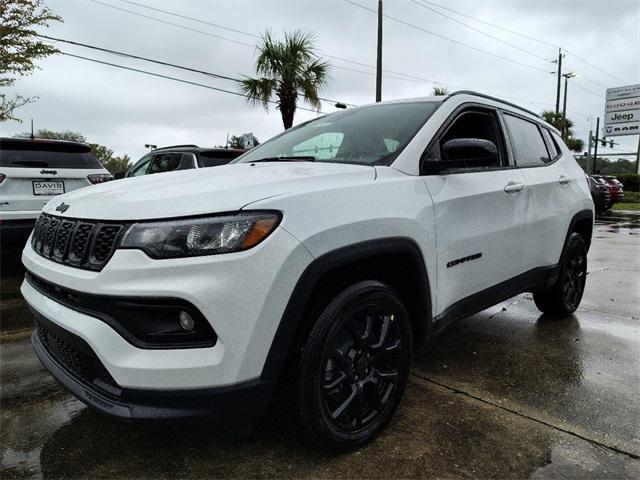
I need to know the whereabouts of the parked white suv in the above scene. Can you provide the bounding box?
[1,138,112,247]
[21,92,593,449]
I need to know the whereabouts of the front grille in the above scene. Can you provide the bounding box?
[35,312,121,397]
[31,213,127,271]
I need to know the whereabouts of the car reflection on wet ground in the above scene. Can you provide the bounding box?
[1,211,639,479]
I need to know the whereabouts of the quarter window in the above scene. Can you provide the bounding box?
[504,114,550,167]
[540,128,560,159]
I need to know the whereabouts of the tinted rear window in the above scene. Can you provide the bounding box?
[197,150,243,168]
[0,139,103,169]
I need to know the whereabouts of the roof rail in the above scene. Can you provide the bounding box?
[153,144,199,151]
[447,90,542,119]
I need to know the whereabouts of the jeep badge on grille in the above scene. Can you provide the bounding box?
[55,202,70,213]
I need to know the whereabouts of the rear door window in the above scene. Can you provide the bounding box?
[503,114,551,167]
[147,153,182,174]
[0,139,103,169]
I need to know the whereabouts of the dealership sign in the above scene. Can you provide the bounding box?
[604,84,640,137]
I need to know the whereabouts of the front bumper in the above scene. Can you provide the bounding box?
[32,309,270,422]
[21,223,313,391]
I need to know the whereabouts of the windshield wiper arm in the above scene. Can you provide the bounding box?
[250,156,316,163]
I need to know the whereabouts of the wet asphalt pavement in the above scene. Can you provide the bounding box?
[1,211,639,479]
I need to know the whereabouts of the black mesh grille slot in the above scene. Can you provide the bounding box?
[68,223,95,264]
[53,221,75,259]
[30,213,128,271]
[42,217,61,256]
[92,225,122,263]
[35,215,49,252]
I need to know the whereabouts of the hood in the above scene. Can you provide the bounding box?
[42,162,376,220]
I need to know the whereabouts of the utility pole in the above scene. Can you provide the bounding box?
[561,72,576,140]
[375,0,383,102]
[636,136,640,174]
[586,130,593,174]
[554,48,563,114]
[593,117,600,174]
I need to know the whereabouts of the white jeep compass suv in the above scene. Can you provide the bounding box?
[21,92,593,449]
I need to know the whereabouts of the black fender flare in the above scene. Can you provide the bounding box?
[259,237,432,386]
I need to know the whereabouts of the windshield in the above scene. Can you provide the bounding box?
[236,101,441,166]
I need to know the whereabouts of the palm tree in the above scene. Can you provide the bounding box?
[241,31,329,130]
[432,86,449,96]
[541,110,584,152]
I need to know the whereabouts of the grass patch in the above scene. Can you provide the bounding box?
[611,202,640,211]
[620,191,640,203]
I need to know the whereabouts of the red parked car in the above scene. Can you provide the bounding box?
[593,175,624,205]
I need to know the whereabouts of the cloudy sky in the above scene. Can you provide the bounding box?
[2,0,639,162]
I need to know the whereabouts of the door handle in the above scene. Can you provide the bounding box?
[558,176,572,185]
[504,182,525,194]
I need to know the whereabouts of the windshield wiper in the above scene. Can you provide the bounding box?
[250,156,316,163]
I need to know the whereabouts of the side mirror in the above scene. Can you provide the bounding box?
[113,171,126,179]
[442,138,498,166]
[423,138,500,173]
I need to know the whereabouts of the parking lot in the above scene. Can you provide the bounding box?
[1,210,639,479]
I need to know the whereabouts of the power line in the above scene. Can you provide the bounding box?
[571,82,605,99]
[86,0,592,118]
[409,0,550,62]
[88,0,254,48]
[40,35,357,107]
[59,52,324,114]
[118,0,259,39]
[417,0,629,85]
[344,0,551,74]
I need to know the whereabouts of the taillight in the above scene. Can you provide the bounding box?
[0,173,5,184]
[87,173,113,185]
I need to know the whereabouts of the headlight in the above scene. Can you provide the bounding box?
[121,211,281,259]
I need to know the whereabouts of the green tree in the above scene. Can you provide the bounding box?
[432,86,449,96]
[541,110,584,153]
[0,0,62,122]
[241,31,329,129]
[102,154,131,174]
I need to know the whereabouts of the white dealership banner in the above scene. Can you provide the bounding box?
[604,84,640,137]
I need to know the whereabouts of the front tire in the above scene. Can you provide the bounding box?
[295,281,412,450]
[533,232,587,317]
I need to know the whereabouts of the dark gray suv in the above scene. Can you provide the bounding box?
[120,145,244,178]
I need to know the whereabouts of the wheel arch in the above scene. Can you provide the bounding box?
[564,209,594,256]
[260,237,432,386]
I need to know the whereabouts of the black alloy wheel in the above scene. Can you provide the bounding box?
[534,232,587,317]
[295,281,412,449]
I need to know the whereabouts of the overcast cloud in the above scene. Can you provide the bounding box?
[1,0,639,162]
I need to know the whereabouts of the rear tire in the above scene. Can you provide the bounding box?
[533,232,587,317]
[294,281,412,450]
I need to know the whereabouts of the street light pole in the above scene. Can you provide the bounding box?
[375,0,383,102]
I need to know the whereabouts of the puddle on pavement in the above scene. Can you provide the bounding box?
[595,210,640,235]
[3,376,639,479]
